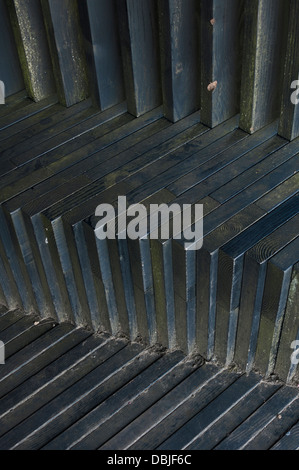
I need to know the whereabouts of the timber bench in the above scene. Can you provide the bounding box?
[0,0,298,450]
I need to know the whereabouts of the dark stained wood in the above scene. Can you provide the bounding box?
[239,0,288,134]
[78,0,125,110]
[254,236,299,376]
[183,381,280,450]
[6,0,55,101]
[116,0,162,116]
[0,343,159,450]
[157,373,273,450]
[274,263,299,382]
[0,315,54,358]
[102,366,240,450]
[200,0,244,128]
[271,421,299,450]
[278,0,299,141]
[0,324,90,399]
[158,0,200,122]
[40,0,89,107]
[234,216,299,372]
[0,335,127,438]
[243,395,299,450]
[215,386,298,450]
[43,351,189,450]
[0,0,24,97]
[73,221,111,333]
[215,194,299,365]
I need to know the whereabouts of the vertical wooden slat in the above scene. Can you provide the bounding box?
[278,0,299,141]
[0,0,24,97]
[239,0,288,134]
[200,0,244,128]
[274,263,299,383]
[41,0,89,107]
[254,237,299,377]
[78,0,125,110]
[158,0,200,123]
[5,0,55,101]
[116,0,162,117]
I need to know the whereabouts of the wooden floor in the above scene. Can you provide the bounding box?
[0,93,298,449]
[0,309,298,451]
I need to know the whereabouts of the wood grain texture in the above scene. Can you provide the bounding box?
[254,236,299,377]
[239,0,288,133]
[6,0,55,101]
[158,0,200,122]
[116,0,162,116]
[274,263,299,383]
[0,0,24,97]
[41,0,89,107]
[78,0,125,110]
[200,0,244,128]
[278,0,299,141]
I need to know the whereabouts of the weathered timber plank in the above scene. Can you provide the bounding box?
[254,236,299,376]
[6,0,56,101]
[275,263,299,383]
[234,216,299,372]
[278,0,299,141]
[41,0,89,107]
[116,0,162,116]
[200,0,244,127]
[0,0,24,97]
[239,0,288,133]
[158,0,200,122]
[78,0,125,110]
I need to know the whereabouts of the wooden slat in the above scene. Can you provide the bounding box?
[215,193,299,365]
[0,335,126,438]
[239,0,288,134]
[43,351,190,450]
[234,217,299,372]
[0,324,89,399]
[274,263,299,383]
[6,0,56,101]
[78,0,125,110]
[271,421,299,450]
[158,0,200,122]
[200,0,244,128]
[101,365,240,450]
[0,0,24,97]
[254,236,299,376]
[158,373,273,450]
[278,0,299,141]
[215,386,298,450]
[40,0,89,107]
[116,0,162,116]
[0,343,160,450]
[244,396,299,450]
[183,380,280,450]
[0,315,54,359]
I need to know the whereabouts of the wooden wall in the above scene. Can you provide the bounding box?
[0,0,298,139]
